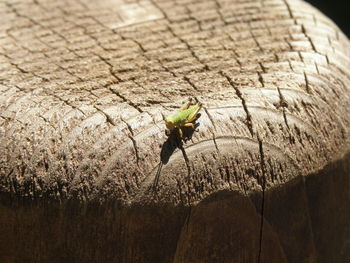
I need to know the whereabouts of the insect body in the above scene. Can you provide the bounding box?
[164,98,202,139]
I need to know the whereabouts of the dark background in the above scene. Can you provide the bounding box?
[306,0,349,38]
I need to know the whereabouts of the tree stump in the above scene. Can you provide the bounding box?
[0,0,349,262]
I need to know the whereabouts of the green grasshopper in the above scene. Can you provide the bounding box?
[165,97,202,139]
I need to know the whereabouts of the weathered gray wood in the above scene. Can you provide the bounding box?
[0,0,349,262]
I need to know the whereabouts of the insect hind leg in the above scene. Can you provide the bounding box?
[179,97,195,111]
[187,103,202,123]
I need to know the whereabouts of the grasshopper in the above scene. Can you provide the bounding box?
[152,98,201,191]
[164,97,202,139]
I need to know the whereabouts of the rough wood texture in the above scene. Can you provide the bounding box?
[0,0,349,262]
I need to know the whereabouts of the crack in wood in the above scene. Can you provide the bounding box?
[257,136,267,263]
[221,71,255,137]
[121,118,141,167]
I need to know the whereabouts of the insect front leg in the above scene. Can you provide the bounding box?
[178,127,184,138]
